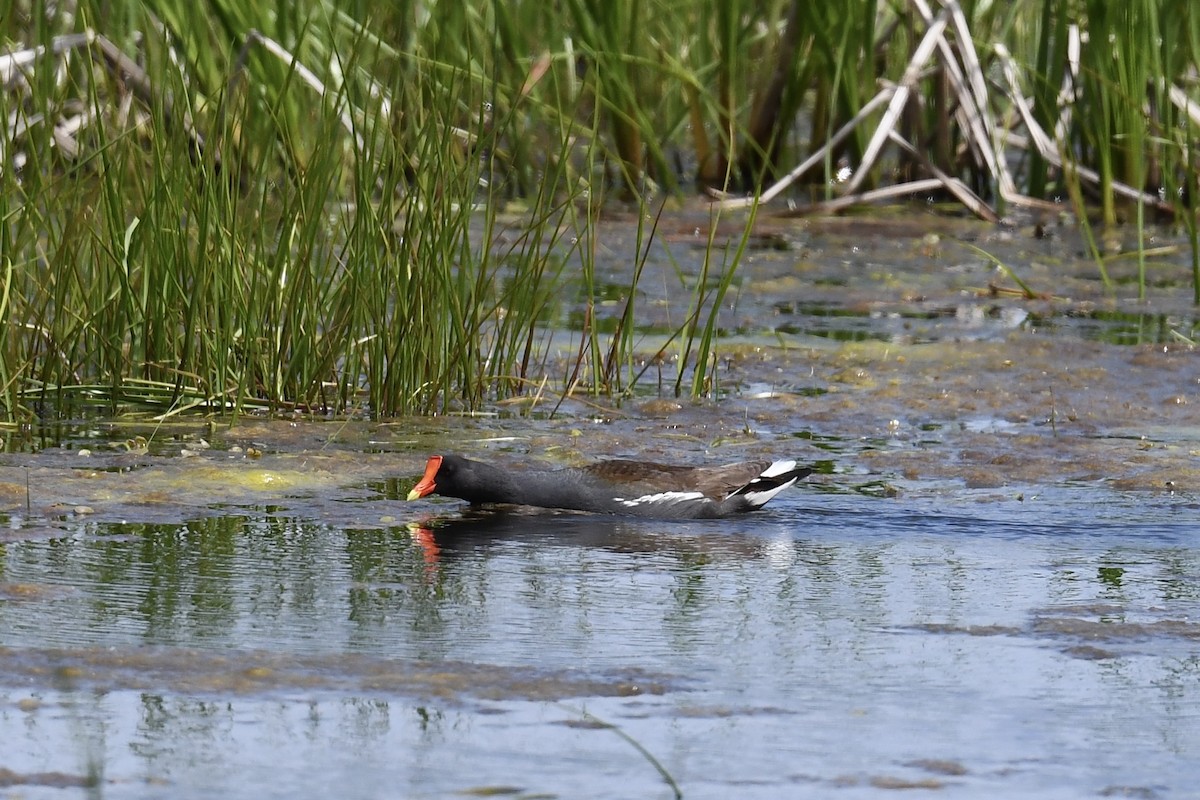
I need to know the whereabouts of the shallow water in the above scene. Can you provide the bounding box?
[2,490,1198,798]
[2,212,1200,798]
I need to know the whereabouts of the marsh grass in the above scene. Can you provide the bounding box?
[4,0,1200,421]
[670,206,756,400]
[3,12,603,419]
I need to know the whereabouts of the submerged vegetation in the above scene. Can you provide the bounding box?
[2,0,1200,420]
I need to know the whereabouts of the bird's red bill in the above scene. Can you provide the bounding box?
[407,455,442,500]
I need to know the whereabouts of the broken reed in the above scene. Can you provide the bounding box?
[3,0,1200,421]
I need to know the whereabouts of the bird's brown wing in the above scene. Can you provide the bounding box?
[582,459,770,500]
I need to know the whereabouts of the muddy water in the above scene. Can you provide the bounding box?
[1,213,1199,798]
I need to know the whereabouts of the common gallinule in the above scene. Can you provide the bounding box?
[406,454,812,519]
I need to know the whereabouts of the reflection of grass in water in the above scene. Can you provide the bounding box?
[54,681,108,793]
[556,703,682,800]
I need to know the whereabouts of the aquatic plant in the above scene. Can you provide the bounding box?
[3,0,1200,421]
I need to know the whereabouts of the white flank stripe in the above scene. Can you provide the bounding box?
[760,459,797,478]
[614,490,706,508]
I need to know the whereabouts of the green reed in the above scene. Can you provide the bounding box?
[5,0,1200,423]
[5,0,1200,214]
[673,207,755,400]
[2,6,592,418]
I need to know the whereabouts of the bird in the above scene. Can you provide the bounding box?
[406,454,812,519]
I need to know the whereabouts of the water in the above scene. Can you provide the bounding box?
[2,490,1197,799]
[3,213,1199,797]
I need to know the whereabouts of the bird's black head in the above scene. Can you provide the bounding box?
[407,455,497,502]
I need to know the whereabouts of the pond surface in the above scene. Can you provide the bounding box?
[2,211,1199,798]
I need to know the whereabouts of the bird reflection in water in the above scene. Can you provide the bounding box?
[403,507,803,574]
